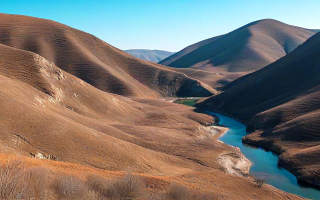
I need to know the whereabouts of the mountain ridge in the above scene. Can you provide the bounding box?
[160,19,317,87]
[0,13,213,98]
[124,49,174,63]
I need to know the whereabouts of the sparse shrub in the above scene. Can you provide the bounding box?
[0,159,27,200]
[87,172,146,200]
[165,183,190,200]
[52,175,87,200]
[24,166,52,200]
[144,192,163,200]
[253,176,266,188]
[108,172,145,200]
[190,192,218,200]
[86,174,112,199]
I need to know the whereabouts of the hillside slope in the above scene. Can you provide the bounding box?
[197,32,320,186]
[0,41,217,175]
[160,19,316,85]
[0,42,303,199]
[0,13,213,98]
[124,49,174,63]
[160,35,223,66]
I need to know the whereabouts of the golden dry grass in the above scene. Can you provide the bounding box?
[0,14,307,199]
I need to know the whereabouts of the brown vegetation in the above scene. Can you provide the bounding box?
[0,13,213,98]
[0,13,307,199]
[86,173,145,200]
[0,155,304,199]
[165,183,190,200]
[0,159,26,200]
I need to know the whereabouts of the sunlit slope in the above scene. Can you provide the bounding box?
[0,13,212,97]
[161,19,316,87]
[0,31,303,199]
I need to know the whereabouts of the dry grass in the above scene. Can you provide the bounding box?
[0,156,303,200]
[86,172,146,200]
[0,159,27,200]
[165,183,190,200]
[51,175,87,200]
[86,174,111,199]
[24,166,53,200]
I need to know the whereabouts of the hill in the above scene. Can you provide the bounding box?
[0,41,301,199]
[160,19,317,86]
[0,13,303,198]
[197,32,320,186]
[0,13,213,98]
[124,49,174,63]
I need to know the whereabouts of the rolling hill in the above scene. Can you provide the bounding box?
[197,31,320,186]
[0,30,300,199]
[160,19,317,86]
[124,49,174,63]
[0,13,213,98]
[0,13,304,198]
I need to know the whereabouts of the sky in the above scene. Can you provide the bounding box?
[0,0,319,52]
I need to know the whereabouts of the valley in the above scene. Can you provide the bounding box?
[0,7,319,199]
[177,98,320,199]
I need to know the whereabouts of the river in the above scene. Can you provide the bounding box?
[175,99,320,200]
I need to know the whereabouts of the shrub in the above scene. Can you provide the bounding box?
[165,183,190,200]
[108,172,145,200]
[87,172,145,200]
[253,176,266,188]
[52,175,86,200]
[0,159,27,200]
[86,174,112,199]
[24,166,52,200]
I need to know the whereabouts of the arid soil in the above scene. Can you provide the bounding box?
[197,31,320,187]
[0,13,306,199]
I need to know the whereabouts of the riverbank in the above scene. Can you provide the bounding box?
[164,98,306,199]
[243,131,320,188]
[213,123,252,177]
[217,148,252,177]
[213,112,320,199]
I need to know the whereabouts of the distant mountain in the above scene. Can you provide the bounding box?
[310,29,320,33]
[0,13,213,98]
[124,49,174,63]
[160,19,317,86]
[197,31,320,186]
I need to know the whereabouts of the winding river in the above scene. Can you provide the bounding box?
[175,99,320,200]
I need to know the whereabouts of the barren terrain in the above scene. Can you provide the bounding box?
[0,13,305,199]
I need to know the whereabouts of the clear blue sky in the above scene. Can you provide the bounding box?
[0,0,319,52]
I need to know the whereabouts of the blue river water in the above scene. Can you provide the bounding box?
[174,99,320,199]
[213,112,320,200]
